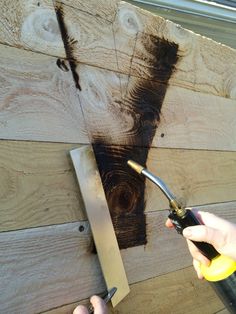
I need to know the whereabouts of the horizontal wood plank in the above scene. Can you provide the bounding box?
[0,43,88,143]
[1,202,235,313]
[108,267,223,314]
[114,2,236,99]
[43,267,223,314]
[0,221,102,314]
[145,149,236,211]
[58,0,119,22]
[0,0,65,57]
[2,1,235,99]
[154,85,236,150]
[0,211,187,313]
[77,64,236,151]
[113,1,236,99]
[0,140,236,232]
[0,141,86,232]
[52,1,236,98]
[1,52,236,151]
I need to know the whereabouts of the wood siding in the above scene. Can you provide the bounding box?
[0,0,235,313]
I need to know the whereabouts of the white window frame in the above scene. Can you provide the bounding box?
[129,0,236,49]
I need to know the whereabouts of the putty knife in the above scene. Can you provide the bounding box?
[70,145,130,307]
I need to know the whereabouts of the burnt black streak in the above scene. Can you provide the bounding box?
[93,35,179,249]
[56,59,69,72]
[55,4,81,91]
[135,34,179,83]
[93,144,147,249]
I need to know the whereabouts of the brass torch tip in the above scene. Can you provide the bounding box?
[127,160,144,174]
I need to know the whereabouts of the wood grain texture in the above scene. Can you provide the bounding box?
[57,0,119,22]
[0,221,101,314]
[145,149,236,211]
[0,140,236,232]
[108,268,224,314]
[0,43,88,143]
[51,1,236,98]
[155,85,236,151]
[0,141,86,232]
[1,1,236,99]
[0,2,235,313]
[42,267,224,314]
[1,202,235,314]
[114,1,236,99]
[91,134,236,249]
[54,1,118,72]
[77,64,236,151]
[1,49,236,150]
[0,0,65,56]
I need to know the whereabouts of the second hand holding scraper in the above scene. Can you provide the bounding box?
[128,160,236,314]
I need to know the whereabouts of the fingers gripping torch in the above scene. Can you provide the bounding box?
[128,160,236,313]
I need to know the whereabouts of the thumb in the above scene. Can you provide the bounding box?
[90,295,108,314]
[73,305,89,314]
[183,225,225,250]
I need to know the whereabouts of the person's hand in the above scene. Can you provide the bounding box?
[166,211,236,279]
[73,295,108,314]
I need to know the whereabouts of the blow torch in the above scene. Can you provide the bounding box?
[128,160,236,313]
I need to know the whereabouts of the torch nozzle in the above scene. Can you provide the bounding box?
[127,160,144,174]
[127,160,186,217]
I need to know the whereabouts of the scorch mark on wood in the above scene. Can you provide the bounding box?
[54,3,81,90]
[56,58,69,72]
[92,144,147,249]
[92,38,178,249]
[53,1,179,249]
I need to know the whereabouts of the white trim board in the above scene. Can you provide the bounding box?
[130,0,236,23]
[128,0,236,49]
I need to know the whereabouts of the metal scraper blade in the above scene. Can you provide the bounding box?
[70,145,130,307]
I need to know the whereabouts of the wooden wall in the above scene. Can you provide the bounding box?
[0,0,236,313]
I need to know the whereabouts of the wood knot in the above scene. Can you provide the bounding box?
[21,9,62,47]
[118,6,142,34]
[107,181,138,215]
